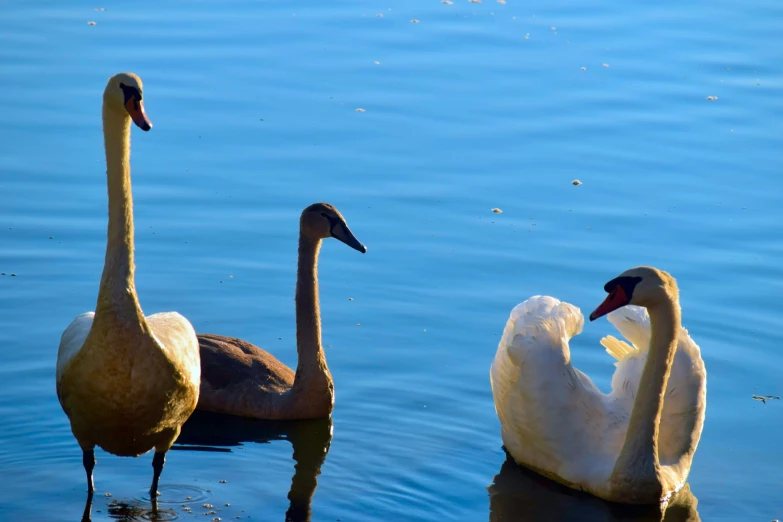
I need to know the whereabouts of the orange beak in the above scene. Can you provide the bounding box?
[589,284,629,321]
[125,97,152,131]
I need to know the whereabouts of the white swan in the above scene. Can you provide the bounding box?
[490,266,706,504]
[56,72,201,497]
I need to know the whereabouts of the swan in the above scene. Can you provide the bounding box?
[196,202,366,419]
[490,266,706,504]
[56,73,201,497]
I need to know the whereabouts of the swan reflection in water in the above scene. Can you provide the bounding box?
[174,410,332,522]
[489,453,701,522]
[80,411,331,522]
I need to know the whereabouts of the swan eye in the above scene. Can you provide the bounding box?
[119,83,143,105]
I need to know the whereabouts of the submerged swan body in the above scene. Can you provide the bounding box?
[56,73,200,496]
[197,203,366,420]
[490,267,706,504]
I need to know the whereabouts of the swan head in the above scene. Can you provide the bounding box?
[589,266,677,321]
[104,72,152,131]
[301,203,367,253]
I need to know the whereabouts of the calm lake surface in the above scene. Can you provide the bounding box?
[1,0,781,520]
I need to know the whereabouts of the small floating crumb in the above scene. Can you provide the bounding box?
[225,503,231,507]
[551,26,556,31]
[706,95,718,101]
[219,479,227,483]
[348,297,354,301]
[203,504,213,509]
[186,496,192,500]
[49,236,54,239]
[356,323,361,326]
[377,13,383,17]
[469,0,482,3]
[410,19,420,23]
[374,61,380,64]
[183,507,192,512]
[491,208,502,214]
[442,0,453,4]
[580,67,586,71]
[355,108,366,112]
[94,7,105,11]
[497,0,506,3]
[524,33,529,39]
[104,493,112,497]
[10,273,16,277]
[213,518,221,521]
[87,21,96,25]
[572,180,582,186]
[602,63,609,67]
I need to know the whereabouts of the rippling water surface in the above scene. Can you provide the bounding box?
[1,0,781,520]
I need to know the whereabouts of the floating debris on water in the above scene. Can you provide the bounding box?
[374,61,381,64]
[706,95,718,101]
[105,493,112,497]
[491,208,502,214]
[355,108,366,113]
[87,21,96,25]
[752,395,780,404]
[348,297,354,301]
[442,0,453,4]
[95,7,105,10]
[572,180,582,186]
[219,480,227,483]
[497,0,506,4]
[411,19,420,23]
[203,504,213,509]
[581,67,586,71]
[469,0,482,3]
[602,63,609,67]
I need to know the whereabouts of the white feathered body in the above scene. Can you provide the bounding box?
[56,310,201,457]
[490,296,706,500]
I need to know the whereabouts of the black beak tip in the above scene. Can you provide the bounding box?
[357,244,367,254]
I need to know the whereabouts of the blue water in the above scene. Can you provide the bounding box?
[1,0,781,520]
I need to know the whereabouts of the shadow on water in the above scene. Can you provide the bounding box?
[488,453,700,522]
[172,410,333,522]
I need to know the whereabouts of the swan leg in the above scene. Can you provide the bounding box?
[81,487,94,522]
[82,448,96,495]
[149,452,166,498]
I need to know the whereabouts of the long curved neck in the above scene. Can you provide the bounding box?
[94,103,145,326]
[611,291,680,493]
[289,233,333,410]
